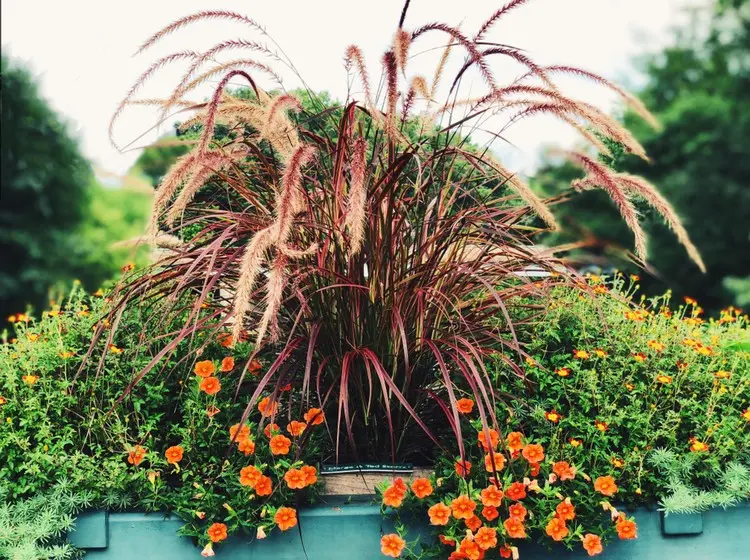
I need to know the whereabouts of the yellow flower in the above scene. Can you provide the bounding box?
[625,383,635,391]
[632,352,647,363]
[22,375,39,386]
[588,274,602,283]
[694,344,713,356]
[27,334,39,342]
[573,350,589,359]
[594,285,608,295]
[108,345,123,354]
[59,351,75,359]
[594,349,607,358]
[742,410,750,422]
[689,439,709,453]
[630,274,640,282]
[611,457,625,468]
[545,410,562,423]
[48,309,61,317]
[569,438,582,447]
[647,340,665,352]
[555,367,571,377]
[656,374,672,385]
[525,357,536,367]
[595,420,609,432]
[684,296,697,306]
[94,289,105,297]
[714,370,731,379]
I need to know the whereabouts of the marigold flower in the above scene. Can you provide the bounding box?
[383,484,406,508]
[594,349,608,358]
[450,495,477,520]
[380,534,406,558]
[238,438,255,456]
[694,344,713,356]
[270,434,291,455]
[505,482,526,501]
[411,477,433,499]
[480,485,503,507]
[255,475,272,496]
[478,428,500,451]
[594,475,618,496]
[656,374,673,385]
[742,409,750,422]
[546,516,569,541]
[455,459,472,477]
[474,527,498,550]
[127,445,147,466]
[647,340,665,352]
[556,498,576,521]
[676,360,688,370]
[428,502,451,525]
[714,370,731,379]
[0,396,6,406]
[573,349,589,359]
[545,410,561,423]
[525,356,537,367]
[258,396,278,417]
[456,398,474,414]
[508,503,527,521]
[569,438,582,447]
[301,465,317,486]
[482,505,499,521]
[684,296,697,305]
[22,375,39,385]
[206,522,227,543]
[284,468,307,490]
[59,351,74,359]
[582,533,603,556]
[521,443,544,464]
[287,421,307,436]
[552,461,576,481]
[264,423,280,438]
[303,408,324,425]
[239,465,262,487]
[625,382,635,391]
[199,376,221,395]
[194,360,216,377]
[616,515,637,540]
[611,457,625,468]
[689,438,709,453]
[485,453,506,473]
[632,352,647,363]
[108,344,122,354]
[503,517,526,539]
[465,514,482,532]
[595,420,608,432]
[229,423,251,442]
[274,507,297,531]
[220,357,235,372]
[506,431,524,452]
[555,367,571,377]
[165,445,183,464]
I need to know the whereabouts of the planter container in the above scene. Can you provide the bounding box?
[69,500,750,559]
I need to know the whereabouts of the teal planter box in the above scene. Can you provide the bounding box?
[70,502,750,559]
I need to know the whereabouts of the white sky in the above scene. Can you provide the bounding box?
[1,0,693,177]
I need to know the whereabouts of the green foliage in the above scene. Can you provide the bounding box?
[131,133,191,187]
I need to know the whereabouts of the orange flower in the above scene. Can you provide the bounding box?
[506,431,524,452]
[573,349,589,359]
[127,445,147,466]
[194,360,216,378]
[521,443,544,464]
[450,495,477,520]
[248,358,262,374]
[689,438,709,453]
[478,428,500,451]
[411,478,433,499]
[0,396,6,406]
[274,507,298,531]
[545,410,561,423]
[546,516,569,541]
[218,333,233,348]
[239,465,262,487]
[465,514,482,532]
[555,367,571,377]
[380,534,406,558]
[59,351,74,359]
[284,468,307,490]
[582,534,603,556]
[301,465,317,486]
[393,477,407,494]
[594,349,608,358]
[676,360,688,371]
[108,344,122,354]
[238,438,255,456]
[569,438,582,447]
[647,340,665,352]
[270,434,291,455]
[220,357,234,372]
[595,420,608,432]
[530,462,541,477]
[482,505,499,521]
[684,296,697,306]
[742,409,750,422]
[229,423,251,442]
[439,535,455,547]
[206,522,227,543]
[611,457,625,468]
[632,352,647,363]
[503,517,526,539]
[264,423,280,438]
[255,475,272,496]
[206,405,221,418]
[625,382,635,391]
[474,527,498,550]
[485,453,506,473]
[480,485,503,507]
[287,421,307,436]
[455,459,472,477]
[22,375,39,385]
[499,545,513,558]
[714,370,731,379]
[556,498,576,521]
[165,445,183,464]
[258,396,278,417]
[505,482,526,501]
[508,503,527,521]
[428,503,451,525]
[383,484,406,508]
[594,476,618,496]
[303,408,324,425]
[694,343,713,356]
[616,515,637,540]
[199,376,221,395]
[552,461,576,481]
[456,398,474,414]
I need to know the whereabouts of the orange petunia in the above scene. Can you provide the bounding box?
[127,445,147,466]
[238,438,256,456]
[380,534,406,558]
[303,408,325,425]
[465,514,482,532]
[255,475,273,496]
[258,396,278,417]
[455,459,472,477]
[482,505,499,521]
[439,535,455,547]
[505,482,526,501]
[287,421,307,437]
[530,462,541,477]
[194,360,216,378]
[556,498,576,521]
[218,333,233,348]
[485,452,506,473]
[616,515,637,540]
[545,410,561,423]
[499,545,513,558]
[582,533,603,556]
[199,376,221,395]
[393,477,407,494]
[456,398,474,414]
[506,431,524,452]
[274,507,298,531]
[478,428,500,451]
[552,461,576,481]
[594,476,618,496]
[428,502,451,525]
[301,465,317,486]
[165,445,183,464]
[382,485,406,508]
[450,495,477,520]
[555,367,571,377]
[206,405,221,418]
[474,527,498,550]
[503,517,527,539]
[206,522,227,543]
[270,434,291,455]
[480,485,503,507]
[546,516,569,541]
[239,465,262,487]
[284,468,307,490]
[264,423,281,438]
[248,358,262,374]
[220,357,235,372]
[229,423,251,442]
[508,503,527,521]
[458,538,482,560]
[411,477,433,499]
[521,443,544,464]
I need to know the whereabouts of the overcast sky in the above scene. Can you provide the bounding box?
[2,0,693,176]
